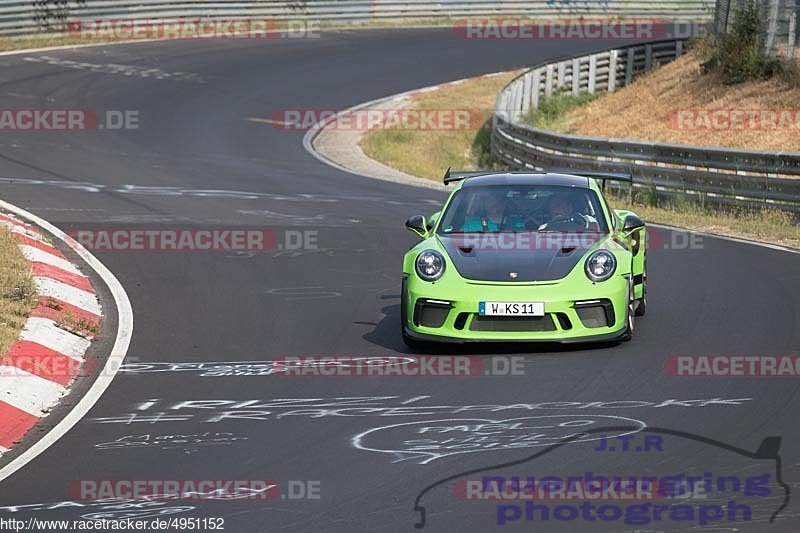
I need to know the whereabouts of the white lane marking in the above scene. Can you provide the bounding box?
[23,56,204,83]
[0,366,66,417]
[0,199,133,483]
[20,245,82,275]
[19,317,90,360]
[34,277,101,316]
[0,445,8,456]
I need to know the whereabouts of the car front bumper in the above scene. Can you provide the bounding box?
[403,273,630,344]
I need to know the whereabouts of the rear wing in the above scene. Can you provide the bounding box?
[443,167,494,185]
[442,167,633,190]
[548,168,633,192]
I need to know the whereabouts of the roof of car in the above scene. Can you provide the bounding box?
[459,172,590,188]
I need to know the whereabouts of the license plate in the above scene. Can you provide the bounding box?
[479,301,545,316]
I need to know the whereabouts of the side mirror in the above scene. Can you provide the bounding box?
[622,214,645,232]
[405,215,428,238]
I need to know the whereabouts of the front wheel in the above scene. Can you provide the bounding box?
[402,327,424,350]
[634,286,647,317]
[634,254,647,317]
[621,283,635,342]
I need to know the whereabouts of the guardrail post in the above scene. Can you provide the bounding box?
[628,168,635,204]
[676,40,683,57]
[494,91,507,130]
[522,72,533,115]
[531,69,542,110]
[608,49,618,92]
[625,47,635,85]
[572,58,581,95]
[645,44,653,70]
[588,54,597,94]
[765,0,780,55]
[512,81,523,122]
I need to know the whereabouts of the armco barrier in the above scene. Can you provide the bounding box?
[491,39,800,213]
[2,0,715,37]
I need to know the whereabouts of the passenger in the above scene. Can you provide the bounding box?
[460,191,524,232]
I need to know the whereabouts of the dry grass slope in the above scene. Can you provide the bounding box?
[562,49,800,152]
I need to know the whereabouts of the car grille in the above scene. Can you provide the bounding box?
[469,315,557,332]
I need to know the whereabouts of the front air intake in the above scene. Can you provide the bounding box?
[413,299,451,328]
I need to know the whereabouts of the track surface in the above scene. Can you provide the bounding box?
[0,28,798,532]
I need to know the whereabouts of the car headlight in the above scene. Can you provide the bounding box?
[415,250,446,282]
[585,250,616,282]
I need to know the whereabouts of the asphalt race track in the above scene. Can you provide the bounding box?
[0,27,799,532]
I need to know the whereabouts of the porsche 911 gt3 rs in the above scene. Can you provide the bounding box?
[401,169,647,345]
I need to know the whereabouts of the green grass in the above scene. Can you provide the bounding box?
[0,226,37,354]
[359,71,519,179]
[607,189,800,249]
[521,92,600,132]
[0,35,95,52]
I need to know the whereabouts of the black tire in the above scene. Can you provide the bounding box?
[402,327,424,350]
[634,254,647,317]
[621,285,635,342]
[634,288,647,317]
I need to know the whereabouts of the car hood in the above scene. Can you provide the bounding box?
[439,233,608,282]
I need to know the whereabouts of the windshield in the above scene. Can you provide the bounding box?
[437,184,609,234]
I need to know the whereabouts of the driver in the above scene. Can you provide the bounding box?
[549,196,575,220]
[538,195,596,230]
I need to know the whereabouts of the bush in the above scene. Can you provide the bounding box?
[779,57,800,88]
[702,1,783,84]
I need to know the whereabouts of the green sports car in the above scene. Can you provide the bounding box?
[401,169,647,346]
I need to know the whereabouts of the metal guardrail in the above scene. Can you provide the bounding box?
[714,0,799,59]
[1,0,715,37]
[492,39,800,213]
